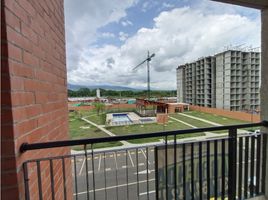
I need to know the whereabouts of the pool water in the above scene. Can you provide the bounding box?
[112,114,132,123]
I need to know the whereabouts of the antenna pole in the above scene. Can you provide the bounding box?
[147,51,150,100]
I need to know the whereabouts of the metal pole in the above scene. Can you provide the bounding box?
[147,51,150,100]
[228,128,237,200]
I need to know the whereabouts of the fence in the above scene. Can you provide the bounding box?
[20,121,268,200]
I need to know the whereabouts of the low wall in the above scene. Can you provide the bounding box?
[68,103,136,111]
[157,113,168,124]
[189,105,260,122]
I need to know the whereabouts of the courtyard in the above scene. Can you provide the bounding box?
[69,109,255,149]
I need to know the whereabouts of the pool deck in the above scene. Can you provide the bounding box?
[106,112,156,126]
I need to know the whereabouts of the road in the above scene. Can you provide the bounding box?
[72,147,156,200]
[70,134,259,200]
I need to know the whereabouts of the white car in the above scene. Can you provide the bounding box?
[254,129,260,134]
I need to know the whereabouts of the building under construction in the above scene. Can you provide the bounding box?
[177,50,260,111]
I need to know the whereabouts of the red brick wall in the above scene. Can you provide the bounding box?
[1,0,71,199]
[68,103,137,111]
[189,105,261,122]
[156,113,169,124]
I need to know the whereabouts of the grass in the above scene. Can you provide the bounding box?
[69,109,257,149]
[169,113,226,134]
[106,121,205,143]
[184,111,249,125]
[181,111,259,132]
[86,113,106,125]
[69,112,122,149]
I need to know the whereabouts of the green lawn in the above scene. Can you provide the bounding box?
[184,111,249,125]
[106,121,205,143]
[169,113,214,127]
[69,109,257,149]
[69,112,122,149]
[86,113,106,125]
[181,111,258,132]
[169,113,226,134]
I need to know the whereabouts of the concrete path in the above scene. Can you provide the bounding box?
[168,116,218,137]
[81,118,130,145]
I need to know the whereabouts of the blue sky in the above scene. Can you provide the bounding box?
[64,0,260,90]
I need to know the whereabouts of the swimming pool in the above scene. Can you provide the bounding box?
[112,113,132,123]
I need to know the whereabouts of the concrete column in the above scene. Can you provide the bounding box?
[260,8,268,199]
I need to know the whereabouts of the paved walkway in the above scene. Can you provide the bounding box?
[81,118,130,145]
[168,116,218,137]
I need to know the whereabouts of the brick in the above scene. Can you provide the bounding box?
[21,22,38,45]
[4,8,21,32]
[7,43,22,62]
[6,26,32,53]
[2,0,70,198]
[35,70,56,83]
[25,104,42,118]
[32,43,46,59]
[17,0,36,17]
[11,92,35,106]
[24,79,38,91]
[10,76,24,91]
[27,126,48,143]
[9,60,34,78]
[12,104,42,122]
[37,113,51,126]
[4,0,31,25]
[35,92,48,104]
[23,50,39,67]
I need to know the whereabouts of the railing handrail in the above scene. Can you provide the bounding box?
[20,121,268,152]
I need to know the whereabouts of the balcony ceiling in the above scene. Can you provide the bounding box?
[212,0,268,9]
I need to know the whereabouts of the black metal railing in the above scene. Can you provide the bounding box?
[21,121,268,200]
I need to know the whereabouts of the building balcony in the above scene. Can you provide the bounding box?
[20,121,268,200]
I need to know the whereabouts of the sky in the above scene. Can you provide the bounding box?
[64,0,260,90]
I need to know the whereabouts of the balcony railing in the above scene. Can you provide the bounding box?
[20,121,268,200]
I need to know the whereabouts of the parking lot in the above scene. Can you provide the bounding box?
[72,147,156,200]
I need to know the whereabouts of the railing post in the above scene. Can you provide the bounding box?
[23,162,30,200]
[228,128,237,200]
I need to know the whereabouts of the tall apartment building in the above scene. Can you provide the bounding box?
[177,50,260,111]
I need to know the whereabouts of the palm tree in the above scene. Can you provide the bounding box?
[93,102,105,115]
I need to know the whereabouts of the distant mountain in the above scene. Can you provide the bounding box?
[67,83,143,91]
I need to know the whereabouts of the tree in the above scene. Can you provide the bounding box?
[93,102,105,115]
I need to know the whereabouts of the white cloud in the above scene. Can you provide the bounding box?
[119,32,129,41]
[64,0,136,71]
[67,4,260,90]
[162,3,174,9]
[121,20,133,27]
[141,0,159,12]
[101,32,115,38]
